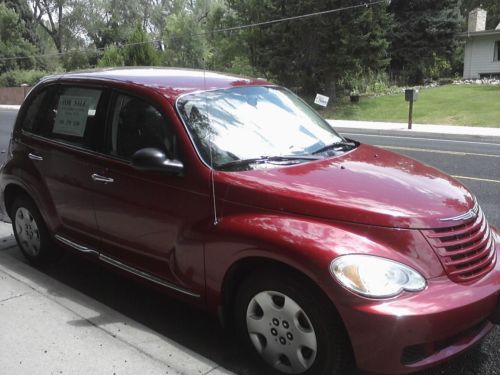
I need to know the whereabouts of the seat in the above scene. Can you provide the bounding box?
[116,99,169,159]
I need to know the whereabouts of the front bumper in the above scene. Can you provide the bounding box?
[336,228,500,374]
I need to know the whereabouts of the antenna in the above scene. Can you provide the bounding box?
[203,3,219,226]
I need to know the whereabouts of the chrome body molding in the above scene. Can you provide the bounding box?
[54,235,199,298]
[440,202,479,222]
[98,254,200,298]
[55,234,99,255]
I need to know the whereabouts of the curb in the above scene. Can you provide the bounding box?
[0,105,21,110]
[328,120,500,143]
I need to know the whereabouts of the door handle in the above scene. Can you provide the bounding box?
[28,153,43,161]
[91,173,114,183]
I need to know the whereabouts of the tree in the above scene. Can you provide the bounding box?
[69,0,146,49]
[0,3,38,73]
[26,0,68,53]
[97,45,124,67]
[223,0,393,97]
[389,0,463,84]
[124,23,160,66]
[3,0,40,46]
[99,23,160,67]
[162,0,213,68]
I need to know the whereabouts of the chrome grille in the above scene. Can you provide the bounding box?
[422,207,496,283]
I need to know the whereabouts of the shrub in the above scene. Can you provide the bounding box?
[97,46,125,68]
[0,70,48,87]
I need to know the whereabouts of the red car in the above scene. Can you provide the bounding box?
[1,68,498,375]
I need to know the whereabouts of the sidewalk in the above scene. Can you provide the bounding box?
[328,120,500,142]
[0,222,233,375]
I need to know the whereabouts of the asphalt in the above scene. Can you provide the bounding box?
[0,108,499,374]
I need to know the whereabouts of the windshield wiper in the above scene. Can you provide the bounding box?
[311,140,357,155]
[218,155,322,171]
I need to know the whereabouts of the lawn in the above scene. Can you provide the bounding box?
[320,85,500,127]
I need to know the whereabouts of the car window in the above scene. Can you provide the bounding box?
[41,86,104,149]
[107,93,175,160]
[20,86,52,133]
[177,86,344,169]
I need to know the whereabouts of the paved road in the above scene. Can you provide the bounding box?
[0,109,498,374]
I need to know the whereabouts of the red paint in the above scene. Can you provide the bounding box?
[1,68,498,374]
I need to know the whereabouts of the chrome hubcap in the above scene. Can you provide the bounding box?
[246,291,317,374]
[15,207,41,256]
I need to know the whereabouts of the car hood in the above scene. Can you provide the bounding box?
[217,144,475,229]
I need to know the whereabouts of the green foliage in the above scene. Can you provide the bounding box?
[163,12,208,68]
[97,46,125,67]
[426,53,452,80]
[0,3,38,73]
[0,69,47,87]
[3,0,493,99]
[223,0,393,97]
[62,50,92,71]
[389,0,463,84]
[97,23,161,68]
[122,24,160,66]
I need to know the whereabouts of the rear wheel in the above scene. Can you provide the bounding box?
[234,270,352,375]
[11,195,55,266]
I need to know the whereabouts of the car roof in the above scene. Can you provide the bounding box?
[52,67,272,100]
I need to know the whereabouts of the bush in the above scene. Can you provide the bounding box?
[0,70,48,87]
[62,50,91,71]
[97,46,125,68]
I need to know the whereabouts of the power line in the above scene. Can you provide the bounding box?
[0,0,388,63]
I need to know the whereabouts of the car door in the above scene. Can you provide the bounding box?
[15,84,108,251]
[89,90,208,298]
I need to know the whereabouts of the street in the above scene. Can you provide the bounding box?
[0,108,499,374]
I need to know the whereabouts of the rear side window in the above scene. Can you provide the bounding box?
[107,93,176,160]
[43,86,104,148]
[20,87,52,133]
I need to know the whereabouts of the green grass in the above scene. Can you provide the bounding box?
[321,85,500,127]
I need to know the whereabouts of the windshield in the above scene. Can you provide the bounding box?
[176,86,346,170]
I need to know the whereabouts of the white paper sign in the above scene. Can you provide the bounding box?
[314,93,330,107]
[53,96,91,137]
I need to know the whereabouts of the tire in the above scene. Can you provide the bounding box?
[234,269,353,375]
[11,195,55,266]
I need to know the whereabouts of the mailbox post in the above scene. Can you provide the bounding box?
[405,88,418,130]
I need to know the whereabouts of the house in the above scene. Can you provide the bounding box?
[463,8,500,79]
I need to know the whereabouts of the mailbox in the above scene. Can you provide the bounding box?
[405,88,419,102]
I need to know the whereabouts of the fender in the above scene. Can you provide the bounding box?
[204,210,444,314]
[1,161,59,232]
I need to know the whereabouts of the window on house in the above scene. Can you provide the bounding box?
[495,41,500,61]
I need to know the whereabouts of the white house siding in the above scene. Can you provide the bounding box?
[463,34,500,79]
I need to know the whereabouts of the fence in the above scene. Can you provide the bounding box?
[0,86,33,105]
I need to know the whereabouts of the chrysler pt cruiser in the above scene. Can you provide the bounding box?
[0,68,499,375]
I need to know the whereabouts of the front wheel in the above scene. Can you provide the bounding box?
[234,270,352,375]
[11,195,55,266]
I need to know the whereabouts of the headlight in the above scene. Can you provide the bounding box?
[330,255,426,298]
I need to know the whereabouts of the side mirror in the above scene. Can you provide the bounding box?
[131,148,184,175]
